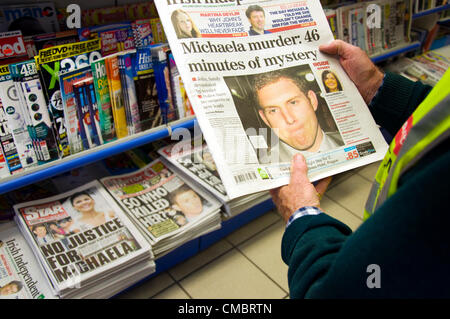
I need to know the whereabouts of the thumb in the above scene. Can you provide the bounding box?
[290,154,309,185]
[319,40,350,58]
[319,41,339,55]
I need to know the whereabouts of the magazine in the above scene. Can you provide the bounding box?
[0,221,56,299]
[100,158,222,256]
[13,180,153,298]
[0,65,38,171]
[154,0,389,199]
[91,59,117,144]
[0,3,60,35]
[36,38,102,157]
[10,59,60,164]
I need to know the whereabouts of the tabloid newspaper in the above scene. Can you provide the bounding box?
[13,180,153,298]
[155,0,389,199]
[0,221,56,299]
[100,158,222,250]
[158,135,229,205]
[158,134,272,218]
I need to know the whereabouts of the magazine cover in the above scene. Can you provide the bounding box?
[0,3,59,35]
[121,51,142,134]
[13,180,152,297]
[155,0,389,199]
[0,147,10,178]
[151,43,179,124]
[134,45,163,131]
[117,53,133,135]
[32,30,79,53]
[0,65,38,171]
[10,59,59,164]
[36,38,102,157]
[0,100,23,175]
[91,59,117,143]
[78,23,134,56]
[73,76,101,149]
[0,31,28,62]
[150,18,167,44]
[9,63,40,162]
[0,66,38,174]
[0,221,56,299]
[105,54,128,139]
[60,67,93,153]
[167,51,194,119]
[100,158,221,244]
[132,19,155,48]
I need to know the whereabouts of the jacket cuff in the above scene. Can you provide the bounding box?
[281,213,352,265]
[369,72,416,118]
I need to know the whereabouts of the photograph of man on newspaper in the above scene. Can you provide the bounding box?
[168,185,205,223]
[224,64,344,163]
[246,5,271,36]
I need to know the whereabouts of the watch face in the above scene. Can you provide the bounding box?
[28,94,37,102]
[31,103,40,111]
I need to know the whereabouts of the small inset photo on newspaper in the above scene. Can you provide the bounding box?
[224,64,344,164]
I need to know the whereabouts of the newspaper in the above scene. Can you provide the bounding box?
[13,180,152,298]
[0,221,56,299]
[384,51,450,86]
[100,158,222,245]
[158,135,273,218]
[155,0,388,199]
[158,134,229,204]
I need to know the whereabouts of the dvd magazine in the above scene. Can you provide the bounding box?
[155,0,389,199]
[100,158,222,257]
[13,180,154,299]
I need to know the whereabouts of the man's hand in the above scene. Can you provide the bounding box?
[270,154,332,223]
[319,40,384,105]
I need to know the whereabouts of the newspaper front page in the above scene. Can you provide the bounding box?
[100,158,222,244]
[155,0,388,199]
[158,135,229,203]
[0,221,56,299]
[13,180,152,296]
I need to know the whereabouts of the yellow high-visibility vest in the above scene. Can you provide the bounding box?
[364,69,450,220]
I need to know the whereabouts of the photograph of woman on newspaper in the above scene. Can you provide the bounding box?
[322,70,343,93]
[69,191,116,228]
[171,9,202,39]
[224,64,344,163]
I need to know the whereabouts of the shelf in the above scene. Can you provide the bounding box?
[0,116,196,195]
[413,4,450,19]
[370,41,422,63]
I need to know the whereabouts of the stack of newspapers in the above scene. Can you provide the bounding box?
[100,159,222,258]
[383,49,450,86]
[158,136,271,219]
[13,180,155,299]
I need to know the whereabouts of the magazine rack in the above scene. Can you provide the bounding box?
[413,3,450,19]
[0,116,196,194]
